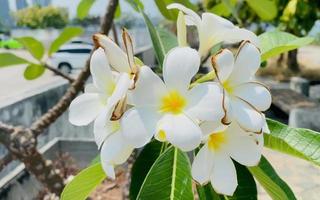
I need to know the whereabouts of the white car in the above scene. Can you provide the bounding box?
[48,42,93,74]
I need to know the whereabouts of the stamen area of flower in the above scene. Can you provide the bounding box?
[222,80,233,94]
[208,132,227,151]
[106,81,116,96]
[160,91,186,114]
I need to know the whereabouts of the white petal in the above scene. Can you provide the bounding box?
[230,97,264,132]
[191,144,214,184]
[226,123,263,166]
[158,114,202,151]
[69,93,103,126]
[167,3,201,26]
[186,82,224,121]
[200,121,227,136]
[93,106,118,148]
[177,11,187,47]
[262,114,270,134]
[130,66,167,107]
[212,49,234,83]
[93,34,130,73]
[163,47,200,93]
[84,83,100,93]
[211,153,237,196]
[216,27,260,48]
[121,107,160,148]
[100,163,115,179]
[232,82,271,111]
[107,73,131,108]
[90,48,114,93]
[227,42,261,85]
[100,131,133,165]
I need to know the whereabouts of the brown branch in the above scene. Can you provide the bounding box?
[112,23,119,45]
[0,153,14,172]
[30,0,119,136]
[44,64,75,83]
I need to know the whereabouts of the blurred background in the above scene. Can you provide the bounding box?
[0,0,319,199]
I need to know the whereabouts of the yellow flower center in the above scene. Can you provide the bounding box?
[106,81,116,96]
[222,80,233,94]
[208,132,227,151]
[160,91,186,114]
[157,130,167,141]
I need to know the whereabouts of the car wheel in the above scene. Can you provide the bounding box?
[58,63,72,74]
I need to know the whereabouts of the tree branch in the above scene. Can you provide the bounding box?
[30,0,119,136]
[0,153,14,172]
[44,64,75,83]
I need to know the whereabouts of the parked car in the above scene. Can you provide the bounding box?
[47,42,93,74]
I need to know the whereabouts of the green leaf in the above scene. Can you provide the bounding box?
[49,27,84,56]
[141,12,166,66]
[24,64,45,80]
[196,161,257,200]
[61,163,106,200]
[130,141,163,200]
[77,0,96,19]
[15,37,44,60]
[281,0,298,22]
[156,27,178,53]
[136,147,193,200]
[248,156,296,200]
[155,0,197,21]
[245,0,277,21]
[125,0,144,12]
[0,53,28,67]
[265,119,320,166]
[115,3,121,19]
[259,31,314,61]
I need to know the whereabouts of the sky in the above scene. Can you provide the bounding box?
[51,0,162,19]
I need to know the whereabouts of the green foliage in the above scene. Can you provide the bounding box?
[125,0,144,12]
[49,27,84,56]
[155,0,197,21]
[24,64,45,80]
[141,12,166,66]
[196,161,257,200]
[61,163,106,200]
[248,156,296,200]
[259,31,314,61]
[157,27,178,53]
[0,53,28,67]
[245,0,277,21]
[77,0,96,19]
[130,141,163,200]
[14,6,68,29]
[15,37,45,60]
[265,119,320,166]
[136,147,194,200]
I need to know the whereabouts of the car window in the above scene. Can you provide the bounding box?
[57,49,91,53]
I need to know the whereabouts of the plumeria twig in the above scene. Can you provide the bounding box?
[44,63,75,83]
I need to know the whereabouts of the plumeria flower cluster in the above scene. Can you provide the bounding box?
[69,3,271,196]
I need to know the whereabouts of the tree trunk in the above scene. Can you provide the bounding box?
[287,49,299,72]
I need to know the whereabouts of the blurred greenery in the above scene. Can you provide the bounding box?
[14,6,69,29]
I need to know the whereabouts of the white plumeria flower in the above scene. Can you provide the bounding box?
[69,30,141,177]
[120,47,224,151]
[211,41,272,133]
[192,122,263,195]
[167,3,259,58]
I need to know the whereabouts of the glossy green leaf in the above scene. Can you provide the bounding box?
[125,0,144,12]
[24,64,45,80]
[245,0,277,21]
[77,0,96,19]
[196,161,257,200]
[15,37,44,60]
[49,27,84,56]
[156,27,178,53]
[248,156,296,200]
[259,31,314,61]
[155,0,197,21]
[136,147,193,200]
[265,119,320,166]
[61,163,106,200]
[141,12,166,66]
[0,53,28,67]
[281,0,298,22]
[130,141,163,200]
[115,3,121,19]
